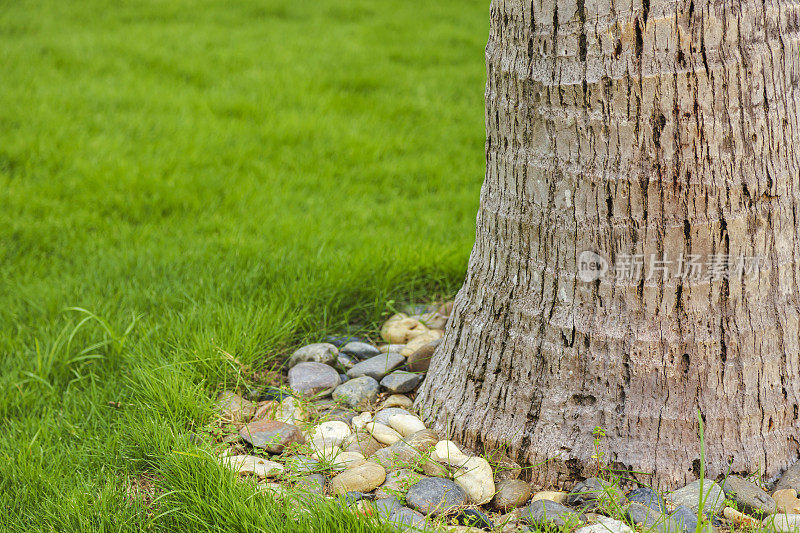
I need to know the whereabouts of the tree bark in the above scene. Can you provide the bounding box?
[417,0,800,489]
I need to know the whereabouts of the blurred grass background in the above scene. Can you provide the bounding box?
[0,0,487,530]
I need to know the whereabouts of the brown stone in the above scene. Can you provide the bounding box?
[407,338,442,373]
[239,420,305,453]
[493,479,532,511]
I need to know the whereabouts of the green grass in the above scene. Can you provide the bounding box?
[0,0,487,530]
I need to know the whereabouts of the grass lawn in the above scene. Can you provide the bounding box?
[0,0,487,530]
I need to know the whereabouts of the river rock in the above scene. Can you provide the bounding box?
[626,502,678,532]
[342,431,383,457]
[316,406,357,425]
[387,506,427,531]
[774,489,800,513]
[381,314,430,344]
[259,386,292,402]
[288,343,338,368]
[274,396,305,425]
[493,479,532,511]
[766,513,800,532]
[453,508,493,529]
[341,341,381,360]
[374,496,403,519]
[220,455,284,477]
[375,468,423,499]
[404,429,439,452]
[406,477,468,516]
[352,411,373,431]
[627,487,667,513]
[380,371,424,394]
[239,420,305,453]
[776,463,800,493]
[331,451,365,471]
[667,479,725,515]
[324,335,369,347]
[286,455,320,474]
[388,414,427,437]
[667,505,699,532]
[431,440,469,466]
[312,421,351,447]
[336,354,357,371]
[576,516,634,533]
[216,391,256,422]
[295,473,326,495]
[374,407,412,425]
[454,456,495,504]
[532,490,568,504]
[366,422,403,445]
[332,376,380,409]
[721,475,776,516]
[723,506,761,527]
[329,460,386,495]
[347,352,405,381]
[521,499,585,528]
[567,477,625,510]
[288,362,340,397]
[406,338,442,373]
[382,394,413,409]
[401,329,443,356]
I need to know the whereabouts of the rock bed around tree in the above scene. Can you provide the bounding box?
[209,303,800,532]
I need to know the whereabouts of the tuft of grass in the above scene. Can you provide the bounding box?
[0,0,488,529]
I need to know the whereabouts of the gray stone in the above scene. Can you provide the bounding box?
[493,479,532,511]
[567,477,626,510]
[339,373,349,383]
[295,473,326,495]
[667,479,725,515]
[406,477,467,516]
[669,505,699,532]
[286,455,320,474]
[776,463,800,493]
[238,420,305,453]
[388,506,427,531]
[380,371,424,394]
[521,499,586,528]
[374,497,403,519]
[336,354,357,371]
[316,407,358,425]
[627,502,668,528]
[288,343,338,368]
[453,508,493,528]
[374,407,413,426]
[288,362,340,397]
[627,487,667,513]
[332,376,380,410]
[341,341,381,360]
[347,352,405,380]
[722,475,776,516]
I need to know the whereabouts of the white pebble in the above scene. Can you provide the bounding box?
[220,455,284,478]
[431,440,468,466]
[313,421,351,447]
[351,412,373,431]
[387,413,426,437]
[454,456,495,504]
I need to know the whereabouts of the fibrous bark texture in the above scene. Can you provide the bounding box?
[417,0,800,488]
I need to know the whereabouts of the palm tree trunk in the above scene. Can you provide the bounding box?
[417,0,800,488]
